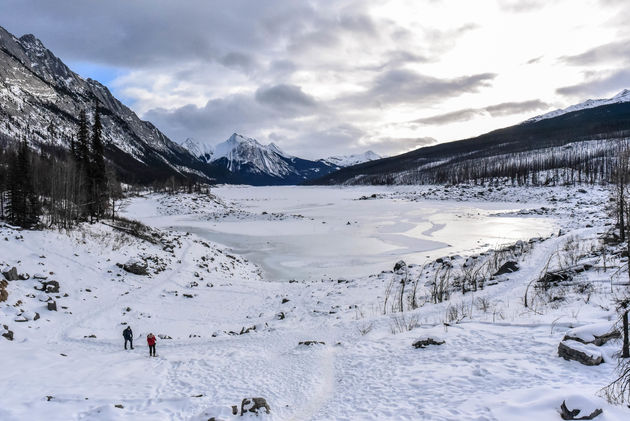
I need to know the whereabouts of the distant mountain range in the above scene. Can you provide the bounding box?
[180,134,380,185]
[0,24,376,186]
[312,90,630,185]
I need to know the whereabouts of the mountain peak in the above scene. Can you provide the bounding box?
[321,151,382,167]
[525,88,630,124]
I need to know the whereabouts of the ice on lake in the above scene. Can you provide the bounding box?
[160,186,558,282]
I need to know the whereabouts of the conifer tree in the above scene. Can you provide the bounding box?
[90,105,106,219]
[8,138,40,227]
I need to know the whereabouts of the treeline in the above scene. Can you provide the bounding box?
[0,105,123,229]
[355,138,627,186]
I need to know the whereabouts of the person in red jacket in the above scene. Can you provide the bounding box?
[147,333,157,357]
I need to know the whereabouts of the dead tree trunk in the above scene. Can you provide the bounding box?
[623,310,629,359]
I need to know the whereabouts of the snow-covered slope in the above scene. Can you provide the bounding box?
[525,89,630,123]
[321,150,381,167]
[0,25,208,183]
[181,133,338,185]
[180,138,215,163]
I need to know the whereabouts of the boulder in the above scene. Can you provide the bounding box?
[240,397,270,415]
[558,340,603,366]
[393,260,407,272]
[2,266,18,281]
[2,324,13,341]
[122,258,148,275]
[412,337,445,349]
[47,301,57,311]
[493,261,519,277]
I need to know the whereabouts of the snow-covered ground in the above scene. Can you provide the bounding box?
[1,185,629,420]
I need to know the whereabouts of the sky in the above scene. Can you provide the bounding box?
[1,0,629,159]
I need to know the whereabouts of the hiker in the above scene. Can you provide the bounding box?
[147,333,157,357]
[123,326,133,350]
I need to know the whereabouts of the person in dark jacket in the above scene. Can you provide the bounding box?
[147,333,157,357]
[123,326,134,350]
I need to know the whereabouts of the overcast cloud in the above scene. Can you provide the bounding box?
[1,0,628,158]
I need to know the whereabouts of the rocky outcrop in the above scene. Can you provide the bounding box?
[47,301,57,311]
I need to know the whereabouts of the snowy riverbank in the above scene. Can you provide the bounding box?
[1,185,629,420]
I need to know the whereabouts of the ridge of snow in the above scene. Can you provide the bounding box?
[524,89,630,124]
[321,150,382,167]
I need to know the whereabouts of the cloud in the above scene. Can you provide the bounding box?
[360,70,496,105]
[255,84,318,111]
[560,40,630,66]
[498,0,545,13]
[484,99,549,116]
[556,69,630,97]
[414,109,483,125]
[368,136,437,155]
[412,100,549,125]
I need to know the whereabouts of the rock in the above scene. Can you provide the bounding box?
[412,338,445,349]
[276,312,285,320]
[33,273,48,280]
[34,312,40,321]
[114,404,124,409]
[231,405,238,415]
[281,298,290,304]
[493,261,519,277]
[0,288,8,303]
[122,258,148,275]
[47,301,57,311]
[157,334,172,339]
[240,397,270,415]
[2,324,13,341]
[558,340,603,366]
[299,340,325,346]
[2,266,18,281]
[39,280,60,293]
[559,400,603,420]
[393,260,407,272]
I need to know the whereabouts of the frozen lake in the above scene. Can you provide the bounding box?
[164,186,558,282]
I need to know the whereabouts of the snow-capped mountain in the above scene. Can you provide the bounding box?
[321,151,381,167]
[181,138,215,163]
[0,25,211,183]
[181,133,339,185]
[524,89,630,123]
